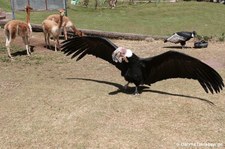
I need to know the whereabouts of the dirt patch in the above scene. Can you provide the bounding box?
[0,30,225,148]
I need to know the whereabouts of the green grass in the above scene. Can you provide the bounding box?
[0,1,225,37]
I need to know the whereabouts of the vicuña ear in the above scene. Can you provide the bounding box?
[58,8,65,12]
[25,5,33,11]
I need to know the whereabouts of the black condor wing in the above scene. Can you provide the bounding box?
[61,36,128,72]
[141,51,224,94]
[176,31,193,40]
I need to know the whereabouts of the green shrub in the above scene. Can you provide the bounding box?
[219,33,225,42]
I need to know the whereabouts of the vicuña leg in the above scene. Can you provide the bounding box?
[5,36,13,58]
[22,36,31,56]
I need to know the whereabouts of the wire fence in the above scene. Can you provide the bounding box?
[11,0,67,11]
[11,0,67,19]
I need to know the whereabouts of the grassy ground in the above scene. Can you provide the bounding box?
[0,1,225,147]
[0,29,225,148]
[0,1,225,38]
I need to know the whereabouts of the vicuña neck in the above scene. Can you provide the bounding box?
[26,10,30,24]
[58,15,64,28]
[26,9,32,32]
[72,26,79,34]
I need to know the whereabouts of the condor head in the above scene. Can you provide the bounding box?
[112,47,133,63]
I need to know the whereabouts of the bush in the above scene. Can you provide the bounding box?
[219,33,225,42]
[196,35,212,41]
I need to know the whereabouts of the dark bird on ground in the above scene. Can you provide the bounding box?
[164,31,197,48]
[61,36,224,95]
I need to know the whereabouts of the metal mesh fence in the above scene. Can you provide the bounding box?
[11,0,66,11]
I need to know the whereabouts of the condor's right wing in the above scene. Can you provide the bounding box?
[61,36,128,72]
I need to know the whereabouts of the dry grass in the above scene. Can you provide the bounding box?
[0,30,225,148]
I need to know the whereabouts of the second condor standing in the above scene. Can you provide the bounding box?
[164,31,196,48]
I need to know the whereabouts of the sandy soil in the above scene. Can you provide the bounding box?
[0,30,225,148]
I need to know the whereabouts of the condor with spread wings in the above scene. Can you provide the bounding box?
[61,36,224,94]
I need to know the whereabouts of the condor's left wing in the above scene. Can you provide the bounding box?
[141,51,224,94]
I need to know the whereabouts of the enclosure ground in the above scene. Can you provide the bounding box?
[0,30,225,148]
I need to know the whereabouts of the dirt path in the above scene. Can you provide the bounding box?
[0,30,225,148]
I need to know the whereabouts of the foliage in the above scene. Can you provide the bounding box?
[196,35,212,41]
[219,33,225,42]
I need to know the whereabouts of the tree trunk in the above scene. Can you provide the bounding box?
[1,22,166,41]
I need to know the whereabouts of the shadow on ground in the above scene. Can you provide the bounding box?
[163,46,192,49]
[67,77,214,105]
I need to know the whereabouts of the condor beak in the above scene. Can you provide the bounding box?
[123,57,129,63]
[112,52,129,63]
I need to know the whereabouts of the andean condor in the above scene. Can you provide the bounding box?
[164,31,197,48]
[61,36,224,95]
